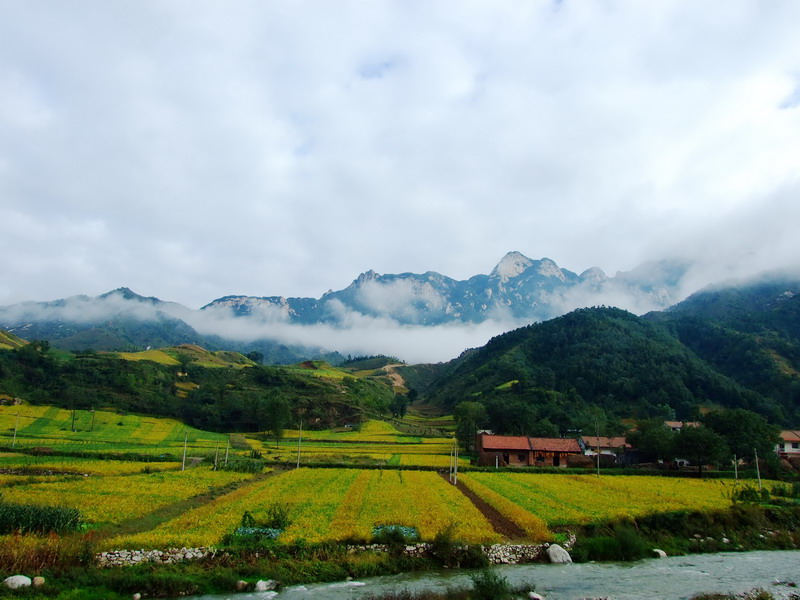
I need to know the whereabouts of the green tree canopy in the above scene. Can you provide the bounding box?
[453,401,488,452]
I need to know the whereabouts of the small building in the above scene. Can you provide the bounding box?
[475,434,582,468]
[581,436,630,464]
[476,434,532,467]
[530,437,583,467]
[664,420,700,432]
[776,430,800,458]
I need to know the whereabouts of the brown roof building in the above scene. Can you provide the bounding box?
[476,434,582,468]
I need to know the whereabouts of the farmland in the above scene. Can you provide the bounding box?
[0,405,770,548]
[0,403,795,600]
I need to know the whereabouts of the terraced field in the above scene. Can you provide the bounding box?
[0,404,229,455]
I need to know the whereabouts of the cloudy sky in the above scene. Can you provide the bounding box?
[2,0,800,310]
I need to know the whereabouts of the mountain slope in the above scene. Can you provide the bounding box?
[646,276,800,420]
[424,306,780,433]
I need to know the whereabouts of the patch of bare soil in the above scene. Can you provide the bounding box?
[439,472,527,541]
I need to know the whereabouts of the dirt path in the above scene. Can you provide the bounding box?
[438,472,527,541]
[381,363,407,390]
[96,470,279,540]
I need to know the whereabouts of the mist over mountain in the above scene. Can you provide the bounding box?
[0,251,723,364]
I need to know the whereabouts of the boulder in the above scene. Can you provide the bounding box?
[529,592,546,599]
[546,543,572,564]
[652,549,667,558]
[255,579,278,591]
[3,576,32,590]
[235,580,249,591]
[32,576,46,587]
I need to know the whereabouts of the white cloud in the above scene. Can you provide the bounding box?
[0,0,798,316]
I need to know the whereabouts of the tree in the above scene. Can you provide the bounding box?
[246,351,264,364]
[626,419,675,462]
[675,426,729,476]
[702,408,781,463]
[453,401,488,452]
[389,394,409,418]
[263,395,291,448]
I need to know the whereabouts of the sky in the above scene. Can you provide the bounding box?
[2,0,800,311]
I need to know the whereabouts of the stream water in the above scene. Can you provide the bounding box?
[190,550,800,600]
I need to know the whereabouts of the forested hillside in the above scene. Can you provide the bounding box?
[647,277,800,423]
[0,341,394,432]
[424,306,785,435]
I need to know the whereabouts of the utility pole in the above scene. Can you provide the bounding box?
[734,454,738,482]
[454,442,458,485]
[224,438,230,466]
[90,409,96,432]
[595,419,601,478]
[754,448,762,490]
[214,441,219,470]
[181,431,188,471]
[296,419,302,469]
[12,412,20,448]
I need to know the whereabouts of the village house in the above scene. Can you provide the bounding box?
[776,430,800,458]
[664,420,700,432]
[581,435,629,464]
[475,433,582,468]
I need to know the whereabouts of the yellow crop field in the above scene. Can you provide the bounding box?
[0,404,229,453]
[282,420,420,443]
[0,469,253,525]
[108,469,358,549]
[463,473,735,526]
[0,453,181,475]
[109,468,500,549]
[399,454,469,468]
[117,349,180,365]
[328,470,500,543]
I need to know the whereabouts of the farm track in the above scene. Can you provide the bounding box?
[438,472,527,541]
[96,469,281,540]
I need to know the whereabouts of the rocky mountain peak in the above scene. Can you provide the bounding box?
[490,251,535,282]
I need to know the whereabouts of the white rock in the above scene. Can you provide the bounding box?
[529,592,546,599]
[3,576,32,590]
[652,549,667,558]
[546,543,572,564]
[132,594,142,600]
[255,579,278,591]
[32,576,46,587]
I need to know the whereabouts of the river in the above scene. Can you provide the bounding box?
[190,550,800,600]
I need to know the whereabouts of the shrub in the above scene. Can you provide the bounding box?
[469,569,514,600]
[216,458,265,473]
[0,499,83,534]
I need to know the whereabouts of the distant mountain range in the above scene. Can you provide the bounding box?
[203,251,689,325]
[0,251,754,363]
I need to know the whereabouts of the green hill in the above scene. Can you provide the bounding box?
[424,306,777,435]
[646,276,800,422]
[0,341,395,434]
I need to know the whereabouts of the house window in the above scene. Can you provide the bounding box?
[793,442,799,449]
[780,443,786,450]
[517,454,526,462]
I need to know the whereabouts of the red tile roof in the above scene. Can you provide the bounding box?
[479,434,531,451]
[582,436,629,449]
[530,437,582,453]
[780,430,800,443]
